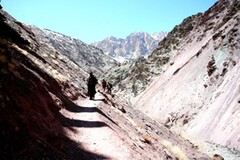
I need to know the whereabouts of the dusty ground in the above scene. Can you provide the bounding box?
[60,93,132,159]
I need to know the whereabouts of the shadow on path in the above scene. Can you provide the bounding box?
[64,98,118,126]
[59,115,108,128]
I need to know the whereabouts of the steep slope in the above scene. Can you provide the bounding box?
[133,0,240,150]
[91,32,167,62]
[28,25,118,76]
[0,9,214,160]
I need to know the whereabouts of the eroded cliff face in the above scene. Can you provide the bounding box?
[133,0,240,150]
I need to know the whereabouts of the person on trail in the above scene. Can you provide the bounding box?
[106,81,112,94]
[101,79,107,92]
[87,72,98,100]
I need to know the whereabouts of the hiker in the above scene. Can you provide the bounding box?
[106,81,112,94]
[101,79,107,92]
[87,72,98,100]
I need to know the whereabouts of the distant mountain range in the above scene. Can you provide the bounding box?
[91,32,168,62]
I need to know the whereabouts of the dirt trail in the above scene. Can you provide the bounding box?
[58,90,217,160]
[59,92,131,159]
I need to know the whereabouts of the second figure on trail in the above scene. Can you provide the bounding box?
[87,72,98,100]
[106,81,112,94]
[101,79,107,92]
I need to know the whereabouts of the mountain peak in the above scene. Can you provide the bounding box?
[107,36,117,41]
[91,31,167,62]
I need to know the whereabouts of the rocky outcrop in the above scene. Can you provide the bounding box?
[91,32,167,62]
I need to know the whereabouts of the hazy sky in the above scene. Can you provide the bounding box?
[2,0,217,44]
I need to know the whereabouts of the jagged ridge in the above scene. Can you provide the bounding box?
[91,32,167,63]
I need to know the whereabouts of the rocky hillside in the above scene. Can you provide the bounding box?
[0,9,217,160]
[91,32,167,62]
[27,25,118,77]
[133,0,240,151]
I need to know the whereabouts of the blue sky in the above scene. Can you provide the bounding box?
[2,0,217,44]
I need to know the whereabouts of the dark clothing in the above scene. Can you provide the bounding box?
[87,73,98,100]
[101,79,107,91]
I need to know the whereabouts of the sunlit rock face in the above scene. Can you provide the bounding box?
[132,0,240,149]
[91,32,167,63]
